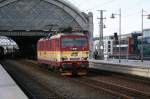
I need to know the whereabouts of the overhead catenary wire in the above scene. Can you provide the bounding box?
[99,0,118,6]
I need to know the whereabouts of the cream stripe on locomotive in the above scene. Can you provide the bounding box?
[37,51,89,62]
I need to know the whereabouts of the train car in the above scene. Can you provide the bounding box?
[112,33,141,59]
[0,36,19,58]
[37,33,89,75]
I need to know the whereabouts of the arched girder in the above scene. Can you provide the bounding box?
[0,0,18,8]
[0,0,89,31]
[44,0,88,30]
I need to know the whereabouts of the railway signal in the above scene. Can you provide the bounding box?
[114,32,118,44]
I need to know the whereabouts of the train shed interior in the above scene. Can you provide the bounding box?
[0,0,93,58]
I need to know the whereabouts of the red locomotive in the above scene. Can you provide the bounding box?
[37,33,89,75]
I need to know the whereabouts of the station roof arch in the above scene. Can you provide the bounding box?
[0,0,93,33]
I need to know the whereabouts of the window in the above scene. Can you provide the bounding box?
[108,45,111,48]
[108,41,111,44]
[62,39,74,47]
[62,38,87,47]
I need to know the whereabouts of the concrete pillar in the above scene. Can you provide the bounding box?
[88,12,94,59]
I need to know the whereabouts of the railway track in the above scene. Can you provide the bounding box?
[88,69,150,97]
[1,61,65,99]
[89,68,150,85]
[2,59,150,99]
[1,59,115,99]
[25,59,150,98]
[71,77,150,99]
[17,59,150,99]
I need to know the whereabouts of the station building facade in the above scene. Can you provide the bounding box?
[93,36,113,59]
[139,29,150,59]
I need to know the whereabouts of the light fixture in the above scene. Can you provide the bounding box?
[110,13,115,19]
[147,14,150,19]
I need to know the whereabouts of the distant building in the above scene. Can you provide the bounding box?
[93,36,113,59]
[143,28,150,38]
[103,36,113,58]
[138,28,150,59]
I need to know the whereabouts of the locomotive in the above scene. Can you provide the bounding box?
[37,33,89,75]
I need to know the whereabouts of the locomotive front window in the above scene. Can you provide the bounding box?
[62,38,87,47]
[62,39,74,47]
[74,38,87,46]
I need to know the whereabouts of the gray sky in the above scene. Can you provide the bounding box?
[67,0,150,37]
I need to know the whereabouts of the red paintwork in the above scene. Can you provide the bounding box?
[37,33,89,69]
[37,38,61,51]
[128,37,134,54]
[37,35,89,51]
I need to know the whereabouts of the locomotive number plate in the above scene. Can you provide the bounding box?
[71,52,78,57]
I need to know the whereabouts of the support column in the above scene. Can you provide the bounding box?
[88,12,94,59]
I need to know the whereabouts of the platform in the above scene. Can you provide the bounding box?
[89,59,150,78]
[0,64,28,99]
